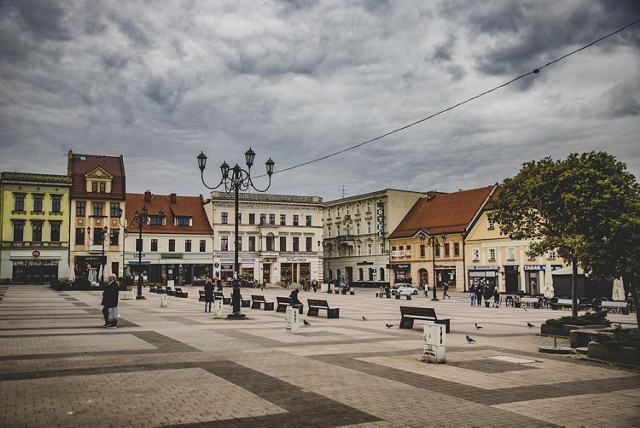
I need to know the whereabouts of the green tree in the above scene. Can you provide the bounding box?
[494,152,640,323]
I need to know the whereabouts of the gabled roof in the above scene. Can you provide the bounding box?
[67,151,126,199]
[125,192,212,234]
[388,185,497,239]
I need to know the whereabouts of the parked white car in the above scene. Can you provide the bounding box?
[392,283,418,295]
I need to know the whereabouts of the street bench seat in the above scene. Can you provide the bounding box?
[213,291,231,305]
[307,299,339,318]
[399,306,450,332]
[276,296,304,314]
[174,287,188,298]
[251,295,274,311]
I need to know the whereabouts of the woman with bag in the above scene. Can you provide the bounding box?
[101,274,120,328]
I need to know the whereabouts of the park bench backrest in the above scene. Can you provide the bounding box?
[400,306,437,318]
[252,295,266,302]
[277,296,292,304]
[307,299,329,308]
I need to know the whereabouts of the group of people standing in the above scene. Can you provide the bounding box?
[469,281,500,307]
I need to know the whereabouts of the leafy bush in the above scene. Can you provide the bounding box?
[545,311,610,327]
[595,326,640,350]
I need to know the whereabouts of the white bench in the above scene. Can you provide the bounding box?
[600,301,630,315]
[520,297,542,308]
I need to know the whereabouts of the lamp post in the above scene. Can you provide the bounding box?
[87,225,109,284]
[126,206,165,300]
[323,242,333,283]
[420,229,446,301]
[197,147,274,319]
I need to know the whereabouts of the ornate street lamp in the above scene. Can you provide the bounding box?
[197,148,274,319]
[420,229,446,301]
[87,225,110,284]
[124,206,165,300]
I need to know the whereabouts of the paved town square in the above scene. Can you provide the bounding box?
[0,284,638,427]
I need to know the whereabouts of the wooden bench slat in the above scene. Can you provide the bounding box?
[399,306,450,332]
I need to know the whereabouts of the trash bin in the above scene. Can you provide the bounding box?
[160,293,168,307]
[212,299,223,319]
[423,322,446,363]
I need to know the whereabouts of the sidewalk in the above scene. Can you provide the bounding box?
[0,284,638,427]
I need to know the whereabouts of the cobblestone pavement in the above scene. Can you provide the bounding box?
[0,284,638,427]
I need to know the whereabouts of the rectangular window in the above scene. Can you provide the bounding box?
[488,217,495,230]
[280,236,287,251]
[435,245,441,257]
[266,235,275,251]
[305,237,312,252]
[33,195,43,212]
[293,215,299,226]
[177,217,190,226]
[75,227,84,245]
[237,236,242,252]
[249,213,255,225]
[489,248,496,261]
[260,214,266,225]
[368,244,373,255]
[367,222,372,234]
[169,239,175,252]
[151,239,158,252]
[93,202,103,217]
[109,229,119,245]
[221,236,228,251]
[51,196,62,213]
[149,215,163,226]
[92,182,98,192]
[14,194,25,212]
[454,242,460,257]
[269,214,275,225]
[185,240,191,252]
[13,221,25,242]
[76,201,86,216]
[249,236,256,251]
[99,182,106,193]
[32,221,43,241]
[420,244,426,258]
[293,237,299,252]
[444,243,450,257]
[280,214,286,225]
[199,240,206,252]
[306,215,312,226]
[136,238,143,252]
[507,247,516,261]
[221,212,228,224]
[110,203,120,217]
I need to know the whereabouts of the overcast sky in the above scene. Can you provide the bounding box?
[1,1,639,201]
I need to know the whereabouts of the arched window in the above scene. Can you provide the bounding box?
[266,233,275,251]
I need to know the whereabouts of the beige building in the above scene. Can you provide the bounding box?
[323,189,425,286]
[204,192,324,285]
[464,207,566,296]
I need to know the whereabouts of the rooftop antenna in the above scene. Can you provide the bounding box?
[339,185,350,199]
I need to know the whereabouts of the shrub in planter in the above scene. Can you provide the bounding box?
[595,326,640,351]
[541,311,610,336]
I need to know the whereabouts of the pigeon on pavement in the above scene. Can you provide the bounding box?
[466,335,476,343]
[475,323,482,329]
[527,322,535,328]
[362,316,368,321]
[385,323,394,329]
[303,319,311,326]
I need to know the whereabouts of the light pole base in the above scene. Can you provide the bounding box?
[227,312,247,320]
[136,295,146,300]
[431,298,440,301]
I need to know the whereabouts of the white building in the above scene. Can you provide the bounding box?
[204,192,324,285]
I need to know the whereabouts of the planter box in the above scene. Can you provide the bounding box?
[588,342,640,366]
[541,323,608,337]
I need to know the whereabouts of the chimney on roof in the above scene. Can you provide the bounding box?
[144,190,152,203]
[170,193,177,204]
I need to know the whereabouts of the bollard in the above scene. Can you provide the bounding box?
[423,322,446,363]
[212,299,223,319]
[160,293,168,307]
[285,307,300,334]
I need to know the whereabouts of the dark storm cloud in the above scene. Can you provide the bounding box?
[3,0,72,42]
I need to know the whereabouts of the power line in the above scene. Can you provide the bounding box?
[270,18,640,176]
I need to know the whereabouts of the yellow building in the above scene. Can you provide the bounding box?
[0,172,71,283]
[464,207,566,296]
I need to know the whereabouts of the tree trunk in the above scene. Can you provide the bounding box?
[631,276,640,334]
[571,258,578,318]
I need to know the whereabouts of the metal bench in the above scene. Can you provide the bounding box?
[213,291,231,305]
[174,287,188,298]
[276,296,304,314]
[251,295,274,310]
[399,306,450,332]
[600,301,631,315]
[520,297,542,308]
[306,299,339,318]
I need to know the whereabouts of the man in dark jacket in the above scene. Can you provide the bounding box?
[101,274,120,328]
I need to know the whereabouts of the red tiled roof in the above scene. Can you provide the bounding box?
[125,192,212,234]
[388,185,496,239]
[67,151,126,199]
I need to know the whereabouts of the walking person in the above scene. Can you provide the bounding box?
[311,279,318,293]
[443,281,451,299]
[101,274,119,328]
[476,283,484,307]
[493,285,501,308]
[469,283,476,306]
[204,278,214,312]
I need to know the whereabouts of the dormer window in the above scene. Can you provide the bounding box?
[176,217,191,226]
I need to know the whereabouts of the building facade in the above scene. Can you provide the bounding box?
[323,189,425,286]
[464,207,566,296]
[123,191,214,286]
[204,192,324,285]
[0,172,72,283]
[388,186,496,290]
[67,151,127,282]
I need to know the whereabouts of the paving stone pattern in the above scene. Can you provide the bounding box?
[0,285,638,427]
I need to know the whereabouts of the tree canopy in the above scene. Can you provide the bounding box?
[493,151,640,321]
